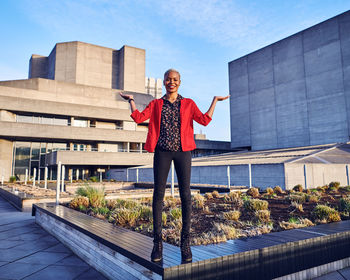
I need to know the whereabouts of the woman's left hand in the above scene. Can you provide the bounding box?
[215,95,230,101]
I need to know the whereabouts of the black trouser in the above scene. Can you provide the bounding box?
[152,147,192,239]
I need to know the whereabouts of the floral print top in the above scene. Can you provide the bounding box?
[156,94,184,151]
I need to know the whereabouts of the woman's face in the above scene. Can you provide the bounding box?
[164,71,181,94]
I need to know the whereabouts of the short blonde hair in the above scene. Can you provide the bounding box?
[164,68,181,80]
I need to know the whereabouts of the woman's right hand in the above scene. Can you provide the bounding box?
[119,92,134,101]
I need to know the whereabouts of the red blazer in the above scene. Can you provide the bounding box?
[131,98,212,152]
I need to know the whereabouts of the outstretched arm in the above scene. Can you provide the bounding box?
[206,95,230,118]
[119,92,137,112]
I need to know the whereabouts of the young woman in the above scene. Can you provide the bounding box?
[120,69,229,263]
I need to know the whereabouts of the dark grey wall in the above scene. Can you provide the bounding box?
[229,11,350,150]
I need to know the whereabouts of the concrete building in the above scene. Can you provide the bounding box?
[0,41,154,181]
[145,77,162,99]
[229,10,350,151]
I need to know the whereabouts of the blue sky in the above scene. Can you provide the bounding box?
[1,1,349,141]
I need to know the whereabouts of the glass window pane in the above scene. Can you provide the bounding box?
[15,142,31,168]
[31,142,40,160]
[73,119,88,127]
[16,115,33,123]
[53,118,68,126]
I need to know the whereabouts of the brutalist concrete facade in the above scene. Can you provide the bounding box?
[229,10,350,151]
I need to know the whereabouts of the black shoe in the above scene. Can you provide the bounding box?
[151,239,163,262]
[180,234,192,263]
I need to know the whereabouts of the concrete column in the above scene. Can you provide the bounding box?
[70,117,74,126]
[136,168,139,183]
[44,167,48,189]
[50,168,53,180]
[76,169,79,180]
[70,169,73,183]
[82,169,84,180]
[87,145,92,152]
[33,168,36,187]
[127,142,130,153]
[25,169,28,185]
[171,161,174,197]
[0,139,13,182]
[126,168,129,182]
[69,143,74,151]
[227,166,231,188]
[61,165,65,192]
[99,171,102,182]
[56,161,61,205]
[346,165,349,186]
[139,142,142,153]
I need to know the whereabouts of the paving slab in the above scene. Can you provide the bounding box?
[0,195,107,279]
[22,264,89,280]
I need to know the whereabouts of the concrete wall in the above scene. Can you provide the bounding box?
[229,11,350,150]
[27,41,146,92]
[0,139,13,180]
[285,163,349,189]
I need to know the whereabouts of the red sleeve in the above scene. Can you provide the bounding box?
[192,100,212,126]
[130,100,154,124]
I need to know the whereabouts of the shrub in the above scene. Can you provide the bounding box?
[293,184,303,192]
[112,208,141,227]
[89,176,98,182]
[244,199,269,212]
[93,206,110,216]
[9,176,16,183]
[76,184,105,208]
[226,191,244,208]
[213,222,238,240]
[116,199,138,209]
[223,210,241,221]
[312,205,341,223]
[164,196,181,208]
[193,194,205,209]
[289,193,307,204]
[162,212,167,226]
[291,201,304,213]
[246,187,260,198]
[106,199,118,210]
[140,206,153,222]
[255,210,270,223]
[266,187,274,195]
[69,196,89,209]
[204,192,213,199]
[307,194,320,203]
[170,208,182,220]
[339,196,350,213]
[212,190,220,198]
[273,186,283,195]
[279,218,314,229]
[329,182,340,190]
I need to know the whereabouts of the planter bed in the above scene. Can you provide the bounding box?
[33,203,350,280]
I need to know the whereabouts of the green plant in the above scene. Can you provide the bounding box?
[291,201,304,213]
[170,207,182,220]
[112,208,141,227]
[106,199,118,210]
[273,186,283,195]
[212,190,220,198]
[307,194,320,203]
[193,194,205,209]
[266,187,274,195]
[9,176,16,183]
[164,196,181,208]
[140,206,153,221]
[255,210,270,223]
[223,210,241,221]
[246,187,260,198]
[89,176,99,183]
[213,222,238,240]
[329,182,340,191]
[162,212,167,226]
[116,199,138,209]
[312,205,341,223]
[93,206,110,216]
[204,192,213,199]
[293,184,303,192]
[75,184,105,208]
[244,199,269,212]
[288,193,307,204]
[69,196,89,209]
[279,218,314,229]
[339,196,350,213]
